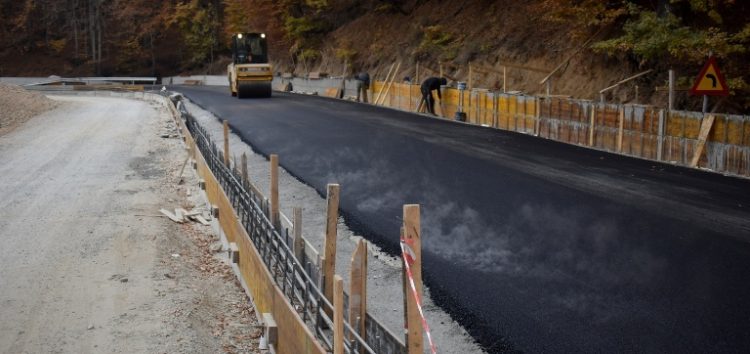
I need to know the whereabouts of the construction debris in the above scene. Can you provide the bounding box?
[160,207,212,225]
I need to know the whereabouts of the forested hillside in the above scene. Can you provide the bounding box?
[1,0,748,111]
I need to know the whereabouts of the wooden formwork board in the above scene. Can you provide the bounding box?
[196,150,325,354]
[167,98,325,354]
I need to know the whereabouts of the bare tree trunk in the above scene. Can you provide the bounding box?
[96,6,101,75]
[88,0,95,62]
[150,32,156,76]
[72,0,79,58]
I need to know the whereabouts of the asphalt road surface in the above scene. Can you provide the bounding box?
[175,85,750,353]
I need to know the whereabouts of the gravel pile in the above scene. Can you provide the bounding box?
[0,83,60,136]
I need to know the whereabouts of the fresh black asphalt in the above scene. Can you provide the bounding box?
[175,85,750,353]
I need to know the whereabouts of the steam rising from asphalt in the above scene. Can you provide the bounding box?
[422,200,666,282]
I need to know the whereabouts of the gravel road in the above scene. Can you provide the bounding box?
[0,94,260,354]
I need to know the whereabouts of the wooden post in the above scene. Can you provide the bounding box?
[374,63,395,104]
[400,227,409,346]
[293,207,304,262]
[589,105,596,147]
[262,313,278,349]
[690,114,715,167]
[323,184,340,312]
[269,154,279,228]
[534,98,541,136]
[223,120,230,166]
[439,63,443,78]
[378,62,401,106]
[349,239,367,346]
[408,79,413,111]
[617,107,625,152]
[333,274,344,354]
[403,204,422,354]
[416,61,420,84]
[241,153,248,188]
[657,109,665,161]
[668,69,674,112]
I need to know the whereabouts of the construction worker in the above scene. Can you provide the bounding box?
[420,77,447,115]
[355,71,370,103]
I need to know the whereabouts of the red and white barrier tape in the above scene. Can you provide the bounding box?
[401,238,438,354]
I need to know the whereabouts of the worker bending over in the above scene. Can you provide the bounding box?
[420,77,447,115]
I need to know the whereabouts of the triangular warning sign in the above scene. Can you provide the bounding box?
[690,57,729,96]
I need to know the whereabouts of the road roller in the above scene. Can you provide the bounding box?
[228,33,273,98]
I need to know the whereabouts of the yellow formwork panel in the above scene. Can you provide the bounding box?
[498,95,510,129]
[726,117,744,145]
[508,96,519,131]
[524,97,537,131]
[367,82,749,176]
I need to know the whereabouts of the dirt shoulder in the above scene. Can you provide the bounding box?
[0,94,259,354]
[0,83,60,137]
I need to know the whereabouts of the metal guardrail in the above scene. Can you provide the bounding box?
[175,96,406,354]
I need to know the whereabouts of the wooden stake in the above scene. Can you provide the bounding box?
[223,120,230,166]
[333,274,344,354]
[668,69,674,112]
[415,61,420,84]
[617,107,625,152]
[241,153,248,188]
[657,109,665,161]
[408,79,413,111]
[270,154,279,228]
[534,98,541,136]
[378,62,401,106]
[349,239,367,346]
[690,114,715,168]
[589,106,596,147]
[400,227,409,346]
[323,184,340,312]
[403,204,422,354]
[293,207,304,262]
[439,63,443,78]
[374,63,395,104]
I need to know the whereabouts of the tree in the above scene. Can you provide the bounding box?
[169,0,221,69]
